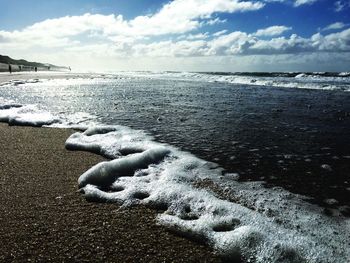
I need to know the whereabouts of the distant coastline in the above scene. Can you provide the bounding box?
[0,54,70,72]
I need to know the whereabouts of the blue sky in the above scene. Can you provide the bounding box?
[0,0,349,71]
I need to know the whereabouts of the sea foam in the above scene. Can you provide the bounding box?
[66,126,350,262]
[0,103,98,128]
[1,103,349,262]
[0,104,59,126]
[117,71,350,92]
[2,72,349,92]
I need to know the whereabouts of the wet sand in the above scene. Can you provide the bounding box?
[1,72,349,211]
[0,72,96,84]
[0,124,221,262]
[1,71,350,211]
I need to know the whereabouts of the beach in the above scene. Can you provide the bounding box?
[0,72,99,84]
[2,71,348,209]
[1,0,350,261]
[0,123,221,262]
[1,72,349,263]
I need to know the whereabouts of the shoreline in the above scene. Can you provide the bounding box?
[0,72,98,85]
[1,72,349,262]
[0,123,221,262]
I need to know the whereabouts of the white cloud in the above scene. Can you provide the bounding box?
[294,0,317,7]
[1,0,350,71]
[187,33,210,40]
[263,0,286,2]
[205,31,254,55]
[254,25,292,36]
[133,40,207,57]
[334,0,350,12]
[263,0,318,7]
[131,28,350,57]
[249,29,350,54]
[0,0,264,51]
[0,13,128,49]
[322,22,347,31]
[317,28,350,51]
[3,18,350,62]
[177,32,209,40]
[213,30,228,37]
[127,0,264,36]
[248,34,312,54]
[205,17,227,26]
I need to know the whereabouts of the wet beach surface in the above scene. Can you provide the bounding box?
[1,74,349,211]
[0,124,221,262]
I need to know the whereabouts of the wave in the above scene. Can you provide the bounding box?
[126,71,350,78]
[1,71,350,92]
[117,71,350,92]
[0,102,349,262]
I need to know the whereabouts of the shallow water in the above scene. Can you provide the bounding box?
[1,73,350,209]
[1,72,350,262]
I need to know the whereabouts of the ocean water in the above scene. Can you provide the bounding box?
[1,72,350,262]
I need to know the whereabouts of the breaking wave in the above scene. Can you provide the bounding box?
[116,71,350,92]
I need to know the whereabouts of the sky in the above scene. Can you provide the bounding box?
[0,0,349,72]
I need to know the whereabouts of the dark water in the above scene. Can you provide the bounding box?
[1,75,350,209]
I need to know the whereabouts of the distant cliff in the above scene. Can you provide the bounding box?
[0,54,70,72]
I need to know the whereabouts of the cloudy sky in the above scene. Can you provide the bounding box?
[0,0,349,72]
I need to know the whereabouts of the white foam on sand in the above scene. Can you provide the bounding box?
[0,76,125,88]
[0,103,98,128]
[0,104,59,127]
[66,126,349,263]
[1,103,349,262]
[0,78,41,87]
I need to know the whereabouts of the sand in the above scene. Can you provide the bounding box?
[0,72,97,84]
[0,123,222,262]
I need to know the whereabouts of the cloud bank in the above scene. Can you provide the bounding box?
[0,0,349,71]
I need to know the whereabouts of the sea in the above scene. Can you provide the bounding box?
[0,71,350,262]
